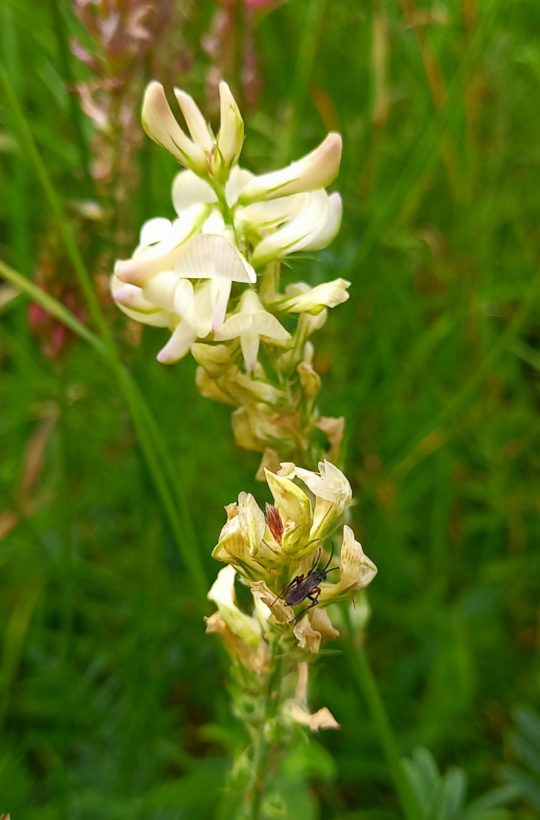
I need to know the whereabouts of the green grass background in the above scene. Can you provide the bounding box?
[0,0,539,817]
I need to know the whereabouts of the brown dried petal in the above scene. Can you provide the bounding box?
[293,615,321,654]
[205,612,269,674]
[309,607,340,641]
[255,448,281,481]
[286,703,340,731]
[316,416,345,464]
[250,580,293,624]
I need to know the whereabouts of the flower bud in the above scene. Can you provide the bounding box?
[232,404,300,455]
[316,416,345,464]
[297,360,321,401]
[284,703,340,731]
[191,342,233,377]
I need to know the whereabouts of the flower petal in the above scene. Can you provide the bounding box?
[114,206,209,286]
[240,330,260,371]
[142,270,179,311]
[141,81,206,173]
[251,190,338,266]
[235,193,306,234]
[339,525,377,590]
[281,278,350,314]
[300,192,342,252]
[175,234,256,284]
[174,87,214,151]
[156,321,197,364]
[239,133,342,202]
[295,460,352,507]
[172,170,217,213]
[217,81,244,169]
[140,217,174,247]
[110,276,170,327]
[208,566,262,646]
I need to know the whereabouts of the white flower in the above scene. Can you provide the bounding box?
[208,566,262,647]
[114,80,346,368]
[216,80,244,171]
[279,278,351,315]
[142,82,208,174]
[279,460,353,544]
[263,468,313,556]
[142,80,244,178]
[251,191,342,267]
[114,207,209,286]
[238,133,342,202]
[111,273,171,328]
[319,525,377,605]
[114,223,256,359]
[293,460,352,509]
[214,290,291,370]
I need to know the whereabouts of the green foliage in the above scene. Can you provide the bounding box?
[403,747,519,820]
[0,0,539,817]
[504,708,540,810]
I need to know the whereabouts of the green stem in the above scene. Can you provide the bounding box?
[247,639,282,820]
[0,259,102,351]
[342,610,419,820]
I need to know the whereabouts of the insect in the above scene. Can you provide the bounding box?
[273,547,339,620]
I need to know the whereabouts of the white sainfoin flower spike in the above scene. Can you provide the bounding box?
[114,79,345,370]
[214,290,291,370]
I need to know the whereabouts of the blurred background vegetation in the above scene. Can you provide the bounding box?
[0,0,539,817]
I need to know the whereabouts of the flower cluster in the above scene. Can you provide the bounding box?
[209,460,376,653]
[112,79,346,363]
[112,80,349,465]
[206,460,376,729]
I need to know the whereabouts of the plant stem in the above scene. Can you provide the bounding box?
[247,639,282,820]
[341,609,419,820]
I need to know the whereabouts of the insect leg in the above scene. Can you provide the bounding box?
[293,587,321,622]
[270,574,303,608]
